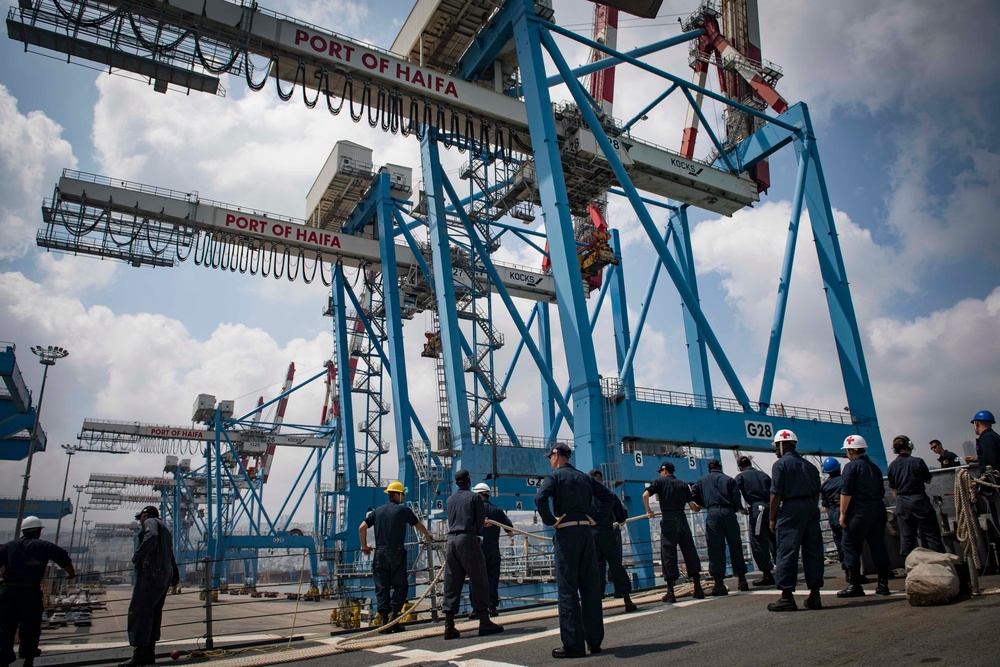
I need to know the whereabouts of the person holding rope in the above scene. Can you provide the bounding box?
[642,461,704,603]
[472,482,513,617]
[965,410,1000,527]
[122,506,179,667]
[587,469,637,613]
[442,470,504,640]
[359,481,434,633]
[0,517,75,667]
[735,455,776,587]
[535,443,615,659]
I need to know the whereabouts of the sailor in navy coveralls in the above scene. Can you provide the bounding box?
[535,443,615,659]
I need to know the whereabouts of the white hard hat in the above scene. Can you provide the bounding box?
[22,516,43,531]
[473,483,491,494]
[842,435,868,450]
[773,429,798,444]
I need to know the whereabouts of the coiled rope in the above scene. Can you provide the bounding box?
[954,468,987,571]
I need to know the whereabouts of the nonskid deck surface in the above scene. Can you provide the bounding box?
[29,565,1000,667]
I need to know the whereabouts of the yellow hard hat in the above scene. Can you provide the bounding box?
[384,481,405,494]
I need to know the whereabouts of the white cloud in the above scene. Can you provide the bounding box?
[760,0,1000,119]
[883,119,1000,265]
[866,286,1000,451]
[35,253,116,295]
[91,75,420,221]
[0,269,338,524]
[0,85,77,260]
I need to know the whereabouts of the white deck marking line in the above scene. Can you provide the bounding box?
[383,600,688,661]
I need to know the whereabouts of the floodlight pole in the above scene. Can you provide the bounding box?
[55,444,83,546]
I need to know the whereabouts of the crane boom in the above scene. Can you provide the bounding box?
[45,171,560,303]
[8,0,759,215]
[80,419,330,449]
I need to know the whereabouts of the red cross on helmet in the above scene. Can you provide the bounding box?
[772,429,797,444]
[842,435,868,450]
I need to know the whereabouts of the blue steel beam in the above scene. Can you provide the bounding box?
[340,188,379,235]
[727,104,803,170]
[453,0,518,80]
[338,276,429,445]
[511,0,603,472]
[537,303,556,439]
[0,497,71,519]
[542,19,800,135]
[623,83,677,133]
[793,106,883,467]
[544,30,704,89]
[758,152,809,410]
[542,28,754,412]
[498,306,538,395]
[332,264,360,511]
[608,230,633,392]
[680,86,737,174]
[619,225,671,393]
[669,206,712,401]
[617,400,862,459]
[546,273,615,442]
[436,158,576,432]
[375,174,417,492]
[457,333,522,447]
[421,133,474,452]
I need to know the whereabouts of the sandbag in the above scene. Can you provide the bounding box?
[904,547,961,576]
[905,563,959,606]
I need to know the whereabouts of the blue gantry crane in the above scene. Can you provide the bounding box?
[9,0,883,603]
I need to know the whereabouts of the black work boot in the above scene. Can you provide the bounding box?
[443,613,461,640]
[767,589,798,612]
[737,575,749,592]
[388,610,407,633]
[119,645,153,667]
[623,593,638,612]
[20,647,41,667]
[692,574,705,599]
[477,610,504,637]
[752,570,775,587]
[708,577,728,596]
[875,573,891,596]
[377,611,392,634]
[662,579,676,603]
[804,588,822,610]
[837,567,865,598]
[148,643,156,664]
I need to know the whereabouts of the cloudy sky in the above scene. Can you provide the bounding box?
[1,0,998,535]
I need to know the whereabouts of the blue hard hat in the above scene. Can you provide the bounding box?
[972,410,996,424]
[822,457,841,474]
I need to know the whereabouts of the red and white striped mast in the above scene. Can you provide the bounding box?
[681,0,787,192]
